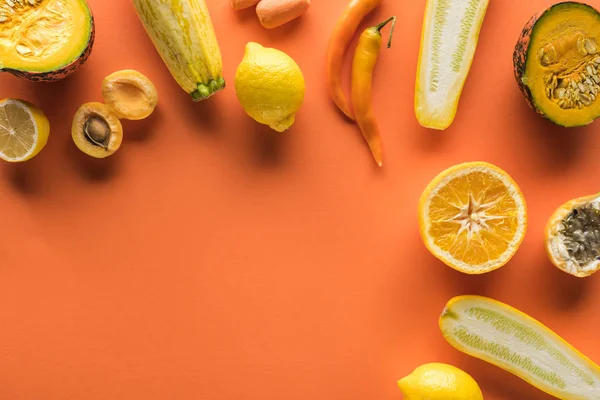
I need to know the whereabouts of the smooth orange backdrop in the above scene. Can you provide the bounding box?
[1,0,600,399]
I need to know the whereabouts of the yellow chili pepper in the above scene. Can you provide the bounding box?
[351,16,396,167]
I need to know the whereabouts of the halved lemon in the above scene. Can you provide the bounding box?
[0,98,50,162]
[418,161,527,274]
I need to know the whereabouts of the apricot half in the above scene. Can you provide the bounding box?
[102,70,158,120]
[72,102,123,158]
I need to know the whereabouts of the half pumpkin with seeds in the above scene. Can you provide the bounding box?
[546,193,600,277]
[418,162,527,274]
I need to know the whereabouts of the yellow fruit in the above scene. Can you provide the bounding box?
[545,193,600,278]
[397,363,483,400]
[418,161,527,274]
[235,42,305,132]
[0,98,50,162]
[102,69,159,121]
[440,295,600,400]
[71,102,123,159]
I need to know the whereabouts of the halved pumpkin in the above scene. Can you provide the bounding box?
[0,0,94,82]
[514,2,600,127]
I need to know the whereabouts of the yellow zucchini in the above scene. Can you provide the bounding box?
[441,295,600,399]
[132,0,225,101]
[415,0,490,129]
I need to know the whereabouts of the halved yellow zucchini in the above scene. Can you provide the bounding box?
[415,0,490,130]
[440,295,600,400]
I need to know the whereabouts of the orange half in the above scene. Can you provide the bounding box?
[418,162,527,274]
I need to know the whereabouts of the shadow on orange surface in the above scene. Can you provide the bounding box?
[183,95,224,135]
[65,138,121,182]
[121,107,162,143]
[541,258,591,310]
[4,162,44,195]
[510,89,592,174]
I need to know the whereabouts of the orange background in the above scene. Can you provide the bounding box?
[1,0,600,399]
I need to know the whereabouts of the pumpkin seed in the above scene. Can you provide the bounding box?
[578,82,587,92]
[16,44,31,55]
[587,65,594,75]
[5,0,13,7]
[0,15,6,22]
[555,88,566,99]
[594,75,600,84]
[557,79,568,89]
[580,93,592,105]
[584,39,598,55]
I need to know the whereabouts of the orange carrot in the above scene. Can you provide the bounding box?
[256,0,310,29]
[326,0,382,121]
[231,0,260,10]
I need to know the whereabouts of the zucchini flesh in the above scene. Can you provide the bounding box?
[415,0,489,129]
[440,295,600,400]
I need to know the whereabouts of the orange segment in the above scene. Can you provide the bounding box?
[418,162,527,274]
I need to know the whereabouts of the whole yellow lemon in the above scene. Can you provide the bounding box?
[235,42,305,132]
[398,363,484,400]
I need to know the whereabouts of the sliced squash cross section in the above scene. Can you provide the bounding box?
[415,0,490,130]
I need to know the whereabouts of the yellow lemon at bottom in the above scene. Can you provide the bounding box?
[235,42,305,132]
[398,363,483,400]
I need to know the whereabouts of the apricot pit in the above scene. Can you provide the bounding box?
[72,102,123,158]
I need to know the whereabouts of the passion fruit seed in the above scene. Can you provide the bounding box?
[83,115,111,148]
[559,204,600,267]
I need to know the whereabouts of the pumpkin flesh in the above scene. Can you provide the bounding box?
[0,0,92,74]
[519,2,600,127]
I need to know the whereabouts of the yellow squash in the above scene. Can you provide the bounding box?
[441,295,600,400]
[132,0,225,101]
[415,0,490,130]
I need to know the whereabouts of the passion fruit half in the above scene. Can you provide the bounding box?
[72,102,123,158]
[101,69,158,120]
[545,192,600,277]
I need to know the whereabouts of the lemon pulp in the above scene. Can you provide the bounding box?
[0,99,48,162]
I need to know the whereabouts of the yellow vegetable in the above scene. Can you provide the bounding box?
[132,0,225,101]
[441,295,600,400]
[415,0,490,130]
[398,363,483,400]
